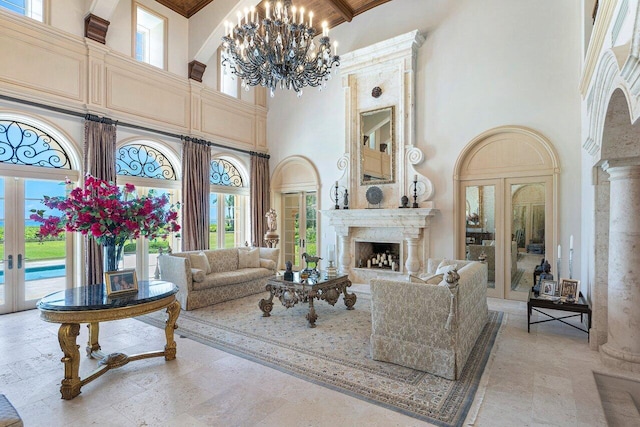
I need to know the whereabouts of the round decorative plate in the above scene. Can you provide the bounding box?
[366,186,383,205]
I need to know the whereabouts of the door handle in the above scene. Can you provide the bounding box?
[4,255,12,269]
[17,254,22,269]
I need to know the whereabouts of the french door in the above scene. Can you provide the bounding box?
[0,174,73,313]
[282,192,317,270]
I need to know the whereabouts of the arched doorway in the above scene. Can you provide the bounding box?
[271,156,321,270]
[455,126,560,300]
[0,112,81,313]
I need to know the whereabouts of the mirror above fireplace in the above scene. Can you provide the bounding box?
[360,106,395,185]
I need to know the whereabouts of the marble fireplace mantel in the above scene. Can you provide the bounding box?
[323,207,439,280]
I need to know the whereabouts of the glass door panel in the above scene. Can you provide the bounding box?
[304,193,317,256]
[507,178,550,301]
[464,183,500,297]
[283,194,300,269]
[0,178,5,309]
[23,179,67,303]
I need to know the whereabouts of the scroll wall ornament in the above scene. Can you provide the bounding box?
[116,144,176,180]
[0,120,71,169]
[406,146,434,200]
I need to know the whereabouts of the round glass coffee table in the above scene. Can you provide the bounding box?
[38,280,180,399]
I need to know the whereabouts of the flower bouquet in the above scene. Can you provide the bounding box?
[30,175,180,271]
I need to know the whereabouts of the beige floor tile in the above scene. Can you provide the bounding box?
[0,297,626,427]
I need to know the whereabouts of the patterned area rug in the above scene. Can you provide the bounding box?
[138,292,503,426]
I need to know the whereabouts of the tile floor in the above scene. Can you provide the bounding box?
[0,292,635,426]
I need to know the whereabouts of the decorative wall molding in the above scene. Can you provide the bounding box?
[188,60,207,82]
[0,11,267,153]
[339,30,433,209]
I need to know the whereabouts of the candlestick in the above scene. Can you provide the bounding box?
[412,177,418,208]
[569,248,574,279]
[557,244,561,282]
[334,181,340,210]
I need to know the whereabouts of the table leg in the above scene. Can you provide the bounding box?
[307,291,318,328]
[527,302,531,333]
[86,322,101,358]
[58,323,81,400]
[342,280,357,310]
[164,300,180,361]
[259,285,275,317]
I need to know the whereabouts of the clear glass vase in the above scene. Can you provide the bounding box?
[103,238,124,272]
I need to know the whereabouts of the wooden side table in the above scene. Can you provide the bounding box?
[527,290,591,339]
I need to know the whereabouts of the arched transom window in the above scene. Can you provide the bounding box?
[0,120,72,169]
[210,158,243,187]
[116,143,177,180]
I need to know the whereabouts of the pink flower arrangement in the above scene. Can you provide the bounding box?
[30,175,180,246]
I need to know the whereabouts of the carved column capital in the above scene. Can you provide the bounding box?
[188,60,207,82]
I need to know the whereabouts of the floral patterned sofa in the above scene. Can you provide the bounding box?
[369,258,488,380]
[158,247,279,311]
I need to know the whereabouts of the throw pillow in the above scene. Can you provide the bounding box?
[260,258,277,270]
[409,274,443,285]
[189,252,211,274]
[435,259,457,276]
[238,247,260,268]
[191,268,205,282]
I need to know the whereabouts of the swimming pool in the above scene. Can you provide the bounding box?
[0,264,65,283]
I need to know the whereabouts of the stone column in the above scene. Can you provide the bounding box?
[600,159,640,372]
[336,227,351,276]
[404,237,421,276]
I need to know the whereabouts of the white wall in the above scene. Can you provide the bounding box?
[267,0,584,275]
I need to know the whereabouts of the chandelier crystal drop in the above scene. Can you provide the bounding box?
[221,0,340,97]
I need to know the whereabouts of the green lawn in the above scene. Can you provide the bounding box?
[0,241,67,261]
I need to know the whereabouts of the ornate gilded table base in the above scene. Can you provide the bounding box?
[259,274,356,328]
[41,293,180,400]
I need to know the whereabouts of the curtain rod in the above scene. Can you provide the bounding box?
[0,94,269,159]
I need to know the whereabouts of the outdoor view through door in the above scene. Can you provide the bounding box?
[283,192,317,270]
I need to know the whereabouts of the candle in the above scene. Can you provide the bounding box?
[244,8,248,24]
[335,180,338,187]
[237,11,242,26]
[300,7,304,24]
[570,235,573,250]
[367,260,371,268]
[558,245,561,259]
[266,2,270,19]
[414,174,418,182]
[309,11,313,27]
[292,6,297,23]
[251,7,255,23]
[334,41,338,56]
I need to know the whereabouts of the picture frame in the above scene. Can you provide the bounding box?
[540,279,558,297]
[560,278,580,301]
[105,268,138,296]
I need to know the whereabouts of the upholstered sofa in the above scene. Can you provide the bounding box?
[158,247,279,311]
[369,259,488,380]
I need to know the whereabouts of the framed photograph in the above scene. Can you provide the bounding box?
[105,269,138,296]
[541,279,558,297]
[560,278,580,300]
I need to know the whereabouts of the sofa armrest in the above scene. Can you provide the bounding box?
[259,247,280,270]
[159,254,192,290]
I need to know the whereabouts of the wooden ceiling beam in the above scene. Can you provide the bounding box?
[324,0,354,22]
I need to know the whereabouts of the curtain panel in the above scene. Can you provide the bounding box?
[250,153,270,246]
[181,140,211,251]
[83,119,117,285]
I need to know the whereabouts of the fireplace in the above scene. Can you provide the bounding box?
[323,207,438,284]
[354,241,401,271]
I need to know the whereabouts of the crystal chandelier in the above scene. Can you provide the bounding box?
[221,0,340,97]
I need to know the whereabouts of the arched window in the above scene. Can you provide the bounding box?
[0,117,80,314]
[0,120,72,169]
[209,156,249,249]
[116,141,179,280]
[116,143,177,179]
